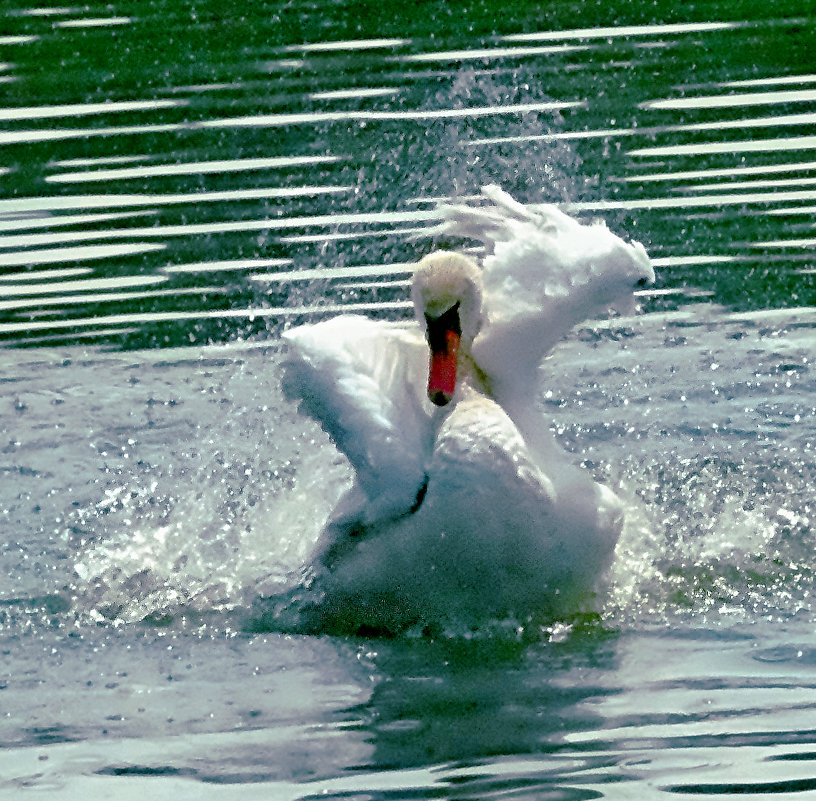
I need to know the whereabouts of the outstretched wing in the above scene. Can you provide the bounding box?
[282,315,434,523]
[438,185,654,402]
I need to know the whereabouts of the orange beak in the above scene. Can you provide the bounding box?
[425,303,461,407]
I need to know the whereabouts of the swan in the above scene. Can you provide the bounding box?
[281,185,654,633]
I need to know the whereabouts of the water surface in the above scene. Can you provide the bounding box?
[1,0,815,798]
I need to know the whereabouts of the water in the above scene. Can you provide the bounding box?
[2,0,816,797]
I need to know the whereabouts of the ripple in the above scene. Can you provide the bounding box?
[629,135,816,157]
[0,285,223,313]
[722,73,816,88]
[467,112,816,149]
[0,274,167,297]
[643,88,816,110]
[0,211,153,232]
[0,123,185,146]
[0,243,165,267]
[0,268,92,282]
[55,16,132,29]
[46,155,342,184]
[651,255,738,267]
[0,209,440,250]
[15,7,74,16]
[0,99,184,122]
[309,87,401,101]
[397,44,590,62]
[752,237,816,249]
[683,176,816,192]
[571,189,816,211]
[0,300,412,335]
[502,21,743,42]
[628,160,816,182]
[248,261,414,284]
[0,185,352,214]
[200,100,583,128]
[162,258,293,275]
[285,38,409,53]
[0,36,39,45]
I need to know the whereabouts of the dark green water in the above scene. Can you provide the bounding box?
[2,0,814,349]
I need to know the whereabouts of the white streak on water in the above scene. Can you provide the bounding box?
[0,267,92,282]
[470,112,816,148]
[0,210,154,231]
[397,45,590,62]
[468,128,635,146]
[0,99,184,121]
[767,205,816,216]
[0,36,39,44]
[643,88,816,110]
[721,73,816,88]
[650,255,738,267]
[0,123,187,146]
[0,100,579,146]
[199,101,583,128]
[54,155,149,167]
[15,7,74,16]
[46,155,342,183]
[570,189,816,211]
[503,21,743,42]
[0,185,353,214]
[55,16,132,28]
[628,160,816,182]
[687,111,816,131]
[309,87,400,101]
[249,262,414,283]
[629,135,816,157]
[12,327,140,345]
[285,38,409,52]
[163,258,294,274]
[752,237,816,249]
[0,243,165,266]
[1,274,167,297]
[277,225,429,243]
[682,176,816,192]
[0,286,223,312]
[335,279,410,291]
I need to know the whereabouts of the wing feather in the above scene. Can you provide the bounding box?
[282,315,434,522]
[438,185,654,401]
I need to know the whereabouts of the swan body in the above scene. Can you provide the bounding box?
[281,186,653,632]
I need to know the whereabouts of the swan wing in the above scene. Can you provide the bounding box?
[438,184,654,400]
[282,315,434,522]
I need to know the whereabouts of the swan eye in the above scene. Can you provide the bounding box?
[636,276,651,288]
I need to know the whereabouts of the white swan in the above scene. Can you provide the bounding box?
[281,185,653,633]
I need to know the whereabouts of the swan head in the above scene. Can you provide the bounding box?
[411,251,484,407]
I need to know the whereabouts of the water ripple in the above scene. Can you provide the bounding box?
[0,209,440,250]
[46,155,342,184]
[0,99,184,122]
[629,134,816,157]
[502,21,744,42]
[0,243,165,267]
[643,88,816,110]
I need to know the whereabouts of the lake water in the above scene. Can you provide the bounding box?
[2,0,816,798]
